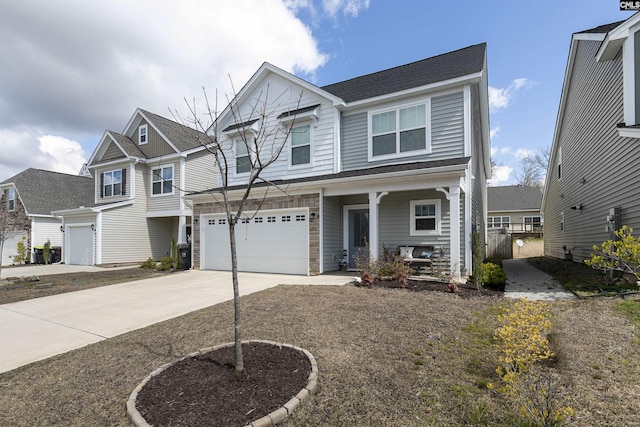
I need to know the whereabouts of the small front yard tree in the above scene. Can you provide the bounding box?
[0,208,10,276]
[585,225,640,282]
[176,82,302,372]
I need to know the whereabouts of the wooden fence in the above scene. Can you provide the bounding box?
[487,228,512,259]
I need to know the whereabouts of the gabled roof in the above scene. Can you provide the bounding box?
[138,109,206,152]
[595,13,640,61]
[321,43,486,103]
[108,131,147,158]
[488,185,542,212]
[0,168,94,215]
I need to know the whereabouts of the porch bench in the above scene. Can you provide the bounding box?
[398,245,435,274]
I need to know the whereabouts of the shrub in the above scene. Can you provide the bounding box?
[157,256,174,271]
[483,262,506,285]
[14,237,28,264]
[585,225,640,281]
[43,239,51,265]
[140,257,156,269]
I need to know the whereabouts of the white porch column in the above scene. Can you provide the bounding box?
[449,187,461,280]
[368,191,388,262]
[178,215,187,243]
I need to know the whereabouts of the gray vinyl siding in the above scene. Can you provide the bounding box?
[220,75,337,187]
[146,159,181,212]
[100,164,151,264]
[101,141,126,161]
[378,190,450,251]
[544,38,640,262]
[185,150,217,193]
[322,196,342,272]
[341,90,465,171]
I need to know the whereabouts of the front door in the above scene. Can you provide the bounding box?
[348,208,369,269]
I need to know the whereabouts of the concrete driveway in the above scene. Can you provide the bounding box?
[0,269,355,374]
[0,263,134,279]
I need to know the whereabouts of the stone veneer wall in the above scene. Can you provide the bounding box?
[0,190,31,251]
[193,193,320,275]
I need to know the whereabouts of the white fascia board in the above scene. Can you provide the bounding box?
[342,72,482,110]
[595,15,640,62]
[618,127,640,138]
[28,214,60,219]
[92,200,134,212]
[89,156,138,170]
[146,209,193,218]
[88,131,130,166]
[52,206,95,216]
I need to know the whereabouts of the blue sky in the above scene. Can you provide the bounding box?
[0,0,634,184]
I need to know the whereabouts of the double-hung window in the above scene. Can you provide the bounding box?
[488,216,510,228]
[290,124,311,166]
[236,138,251,174]
[410,199,440,235]
[139,124,148,145]
[7,188,15,211]
[371,103,427,159]
[102,170,123,197]
[524,216,542,231]
[152,165,174,195]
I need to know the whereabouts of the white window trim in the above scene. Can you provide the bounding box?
[288,122,314,169]
[368,98,432,162]
[410,199,441,236]
[151,164,175,197]
[7,188,15,212]
[139,124,148,145]
[488,216,510,228]
[233,136,253,177]
[102,169,123,198]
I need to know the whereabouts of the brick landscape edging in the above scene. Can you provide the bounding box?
[126,340,319,427]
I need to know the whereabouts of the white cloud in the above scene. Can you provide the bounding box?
[488,165,513,186]
[0,0,332,181]
[490,126,501,140]
[37,136,88,176]
[322,0,370,17]
[488,78,536,112]
[515,148,536,159]
[490,146,512,157]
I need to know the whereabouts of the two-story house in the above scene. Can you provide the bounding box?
[189,44,490,279]
[0,169,94,265]
[55,109,214,265]
[542,15,640,261]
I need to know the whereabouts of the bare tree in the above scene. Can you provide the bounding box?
[176,82,302,372]
[0,208,11,277]
[515,146,550,189]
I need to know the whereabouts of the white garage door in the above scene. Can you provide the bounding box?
[202,209,309,275]
[67,226,94,265]
[1,232,27,265]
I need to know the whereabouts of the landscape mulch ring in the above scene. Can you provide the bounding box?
[1,283,639,426]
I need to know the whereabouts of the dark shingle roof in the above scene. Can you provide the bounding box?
[488,185,542,212]
[140,109,207,152]
[192,157,471,194]
[321,43,486,103]
[575,20,625,35]
[0,168,94,215]
[109,132,147,158]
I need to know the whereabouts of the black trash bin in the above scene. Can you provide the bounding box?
[33,247,44,264]
[51,246,62,263]
[178,243,191,270]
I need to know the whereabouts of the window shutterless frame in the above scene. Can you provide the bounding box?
[151,164,174,196]
[139,124,148,145]
[410,199,441,236]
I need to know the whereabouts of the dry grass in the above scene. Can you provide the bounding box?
[1,280,639,426]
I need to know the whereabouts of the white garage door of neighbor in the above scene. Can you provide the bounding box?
[1,232,27,265]
[67,226,94,265]
[202,209,309,275]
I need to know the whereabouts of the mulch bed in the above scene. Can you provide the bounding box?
[363,278,504,298]
[135,342,310,427]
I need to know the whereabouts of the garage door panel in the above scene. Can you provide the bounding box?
[202,209,309,275]
[68,226,94,265]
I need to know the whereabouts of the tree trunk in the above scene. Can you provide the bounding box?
[228,221,244,372]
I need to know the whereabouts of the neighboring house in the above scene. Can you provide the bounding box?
[189,44,491,278]
[542,15,640,262]
[54,109,214,265]
[488,185,543,235]
[0,169,93,265]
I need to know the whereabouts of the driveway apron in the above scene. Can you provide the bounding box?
[0,270,354,374]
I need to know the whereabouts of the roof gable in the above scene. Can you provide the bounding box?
[488,185,542,212]
[88,131,145,166]
[322,43,486,103]
[0,168,94,215]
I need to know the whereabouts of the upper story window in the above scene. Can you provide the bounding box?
[410,199,440,236]
[557,147,562,180]
[101,169,125,197]
[152,165,174,195]
[235,138,252,174]
[370,103,428,161]
[139,124,148,145]
[290,124,311,166]
[6,188,15,211]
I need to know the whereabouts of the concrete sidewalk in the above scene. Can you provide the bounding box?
[0,270,355,374]
[502,258,576,301]
[0,263,134,279]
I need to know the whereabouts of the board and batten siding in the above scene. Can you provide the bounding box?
[544,38,640,262]
[341,90,465,171]
[100,141,127,162]
[219,74,336,187]
[322,196,342,272]
[184,150,217,193]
